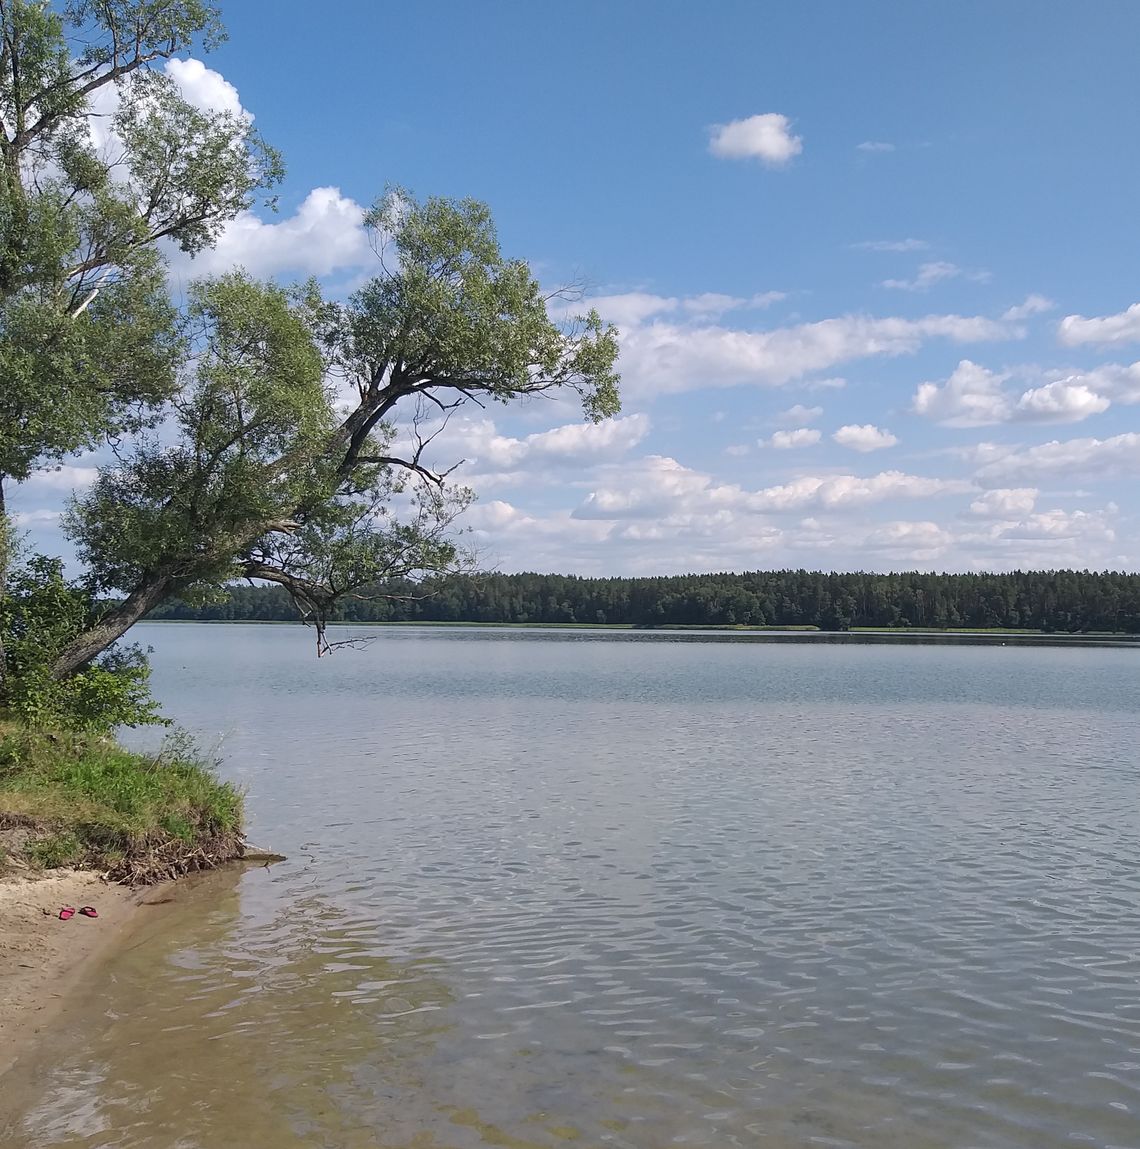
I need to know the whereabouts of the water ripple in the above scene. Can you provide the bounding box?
[5,629,1140,1149]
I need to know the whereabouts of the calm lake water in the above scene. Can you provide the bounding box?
[4,624,1140,1148]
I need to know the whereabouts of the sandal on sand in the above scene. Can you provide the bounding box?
[78,906,99,918]
[59,906,76,920]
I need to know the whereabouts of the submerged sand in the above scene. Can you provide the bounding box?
[0,872,147,1080]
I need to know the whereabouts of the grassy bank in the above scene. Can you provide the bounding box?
[0,724,244,885]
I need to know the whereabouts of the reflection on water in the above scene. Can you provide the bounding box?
[3,626,1140,1148]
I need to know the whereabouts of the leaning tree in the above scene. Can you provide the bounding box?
[0,3,620,729]
[56,191,621,674]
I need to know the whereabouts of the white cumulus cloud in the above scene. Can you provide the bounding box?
[1002,294,1054,321]
[573,459,973,523]
[21,465,101,491]
[168,186,371,279]
[1060,362,1140,404]
[449,413,651,483]
[763,428,821,449]
[617,312,1018,398]
[165,57,249,119]
[914,360,1112,427]
[913,360,1012,426]
[777,404,823,425]
[1058,303,1140,346]
[708,113,803,166]
[968,488,1038,518]
[1013,381,1109,422]
[748,471,972,513]
[865,520,953,557]
[832,424,898,452]
[976,432,1140,483]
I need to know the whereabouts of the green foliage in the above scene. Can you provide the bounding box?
[345,189,621,422]
[66,273,331,594]
[55,190,621,669]
[0,555,164,731]
[0,0,281,485]
[0,724,244,880]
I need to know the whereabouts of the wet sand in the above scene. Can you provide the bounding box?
[0,872,155,1080]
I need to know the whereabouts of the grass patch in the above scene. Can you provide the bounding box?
[0,724,244,884]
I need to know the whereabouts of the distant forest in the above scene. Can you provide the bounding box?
[146,570,1140,633]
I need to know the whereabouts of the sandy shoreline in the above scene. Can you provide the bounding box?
[0,872,157,1080]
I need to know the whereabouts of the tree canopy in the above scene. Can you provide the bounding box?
[56,191,619,673]
[0,0,281,495]
[148,568,1140,635]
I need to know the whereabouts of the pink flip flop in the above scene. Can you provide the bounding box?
[78,906,98,918]
[59,906,75,920]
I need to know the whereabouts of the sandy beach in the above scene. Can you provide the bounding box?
[0,872,150,1080]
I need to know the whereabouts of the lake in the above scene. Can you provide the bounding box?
[3,624,1140,1148]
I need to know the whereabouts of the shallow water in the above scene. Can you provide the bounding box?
[4,625,1140,1148]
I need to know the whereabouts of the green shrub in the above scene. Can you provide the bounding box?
[1,555,165,733]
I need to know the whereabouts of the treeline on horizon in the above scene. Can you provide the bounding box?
[145,569,1140,633]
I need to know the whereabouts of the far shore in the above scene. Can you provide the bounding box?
[139,619,1140,643]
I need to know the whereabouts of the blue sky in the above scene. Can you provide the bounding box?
[13,1,1140,575]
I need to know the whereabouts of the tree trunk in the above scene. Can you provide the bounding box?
[51,573,175,679]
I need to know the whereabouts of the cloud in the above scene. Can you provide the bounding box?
[865,520,953,556]
[852,239,929,252]
[617,312,1018,398]
[883,261,961,291]
[968,488,1038,517]
[21,465,100,491]
[580,292,678,326]
[991,508,1114,545]
[681,291,786,316]
[1013,381,1109,422]
[1002,294,1054,321]
[832,424,898,452]
[524,414,651,462]
[583,290,784,327]
[913,360,1011,426]
[11,509,62,526]
[573,458,971,522]
[573,456,731,520]
[1055,362,1140,404]
[574,457,968,525]
[856,141,895,153]
[882,261,989,292]
[776,404,823,425]
[449,413,651,480]
[914,360,1111,427]
[724,443,751,457]
[976,432,1140,483]
[763,428,821,449]
[164,58,248,119]
[748,470,972,513]
[168,186,372,279]
[1058,303,1140,346]
[708,113,803,166]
